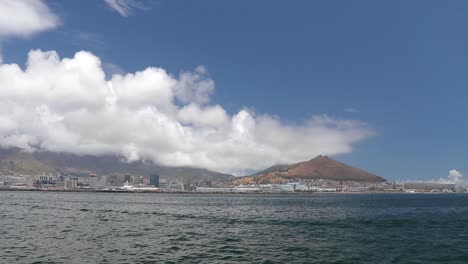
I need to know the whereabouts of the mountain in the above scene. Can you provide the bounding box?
[233,155,385,184]
[252,164,289,176]
[0,148,234,182]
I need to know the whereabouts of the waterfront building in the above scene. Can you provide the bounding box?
[64,178,78,189]
[107,175,119,187]
[309,186,337,192]
[234,185,259,192]
[150,174,160,187]
[162,180,185,192]
[278,183,295,192]
[38,176,54,185]
[124,174,132,184]
[258,184,274,192]
[89,173,97,190]
[35,175,56,188]
[403,182,455,192]
[295,184,309,191]
[343,186,369,192]
[132,176,145,186]
[279,182,309,192]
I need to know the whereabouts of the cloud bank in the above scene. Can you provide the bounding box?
[0,50,374,173]
[0,0,60,38]
[437,169,465,187]
[448,169,463,182]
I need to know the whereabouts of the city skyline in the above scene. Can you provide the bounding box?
[0,1,467,182]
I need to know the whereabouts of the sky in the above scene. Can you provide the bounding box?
[0,0,466,181]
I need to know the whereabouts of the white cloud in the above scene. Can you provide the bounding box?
[174,66,215,104]
[438,169,465,186]
[0,0,60,38]
[104,0,149,17]
[0,50,375,174]
[448,169,463,182]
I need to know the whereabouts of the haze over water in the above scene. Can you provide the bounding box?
[1,192,468,263]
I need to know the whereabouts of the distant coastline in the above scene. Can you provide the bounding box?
[2,188,464,195]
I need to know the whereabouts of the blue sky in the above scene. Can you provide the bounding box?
[1,0,467,180]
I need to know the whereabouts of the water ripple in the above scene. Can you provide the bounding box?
[1,192,468,263]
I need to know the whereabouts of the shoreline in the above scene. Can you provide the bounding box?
[0,188,463,195]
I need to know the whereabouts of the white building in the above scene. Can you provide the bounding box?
[89,174,97,190]
[234,185,259,192]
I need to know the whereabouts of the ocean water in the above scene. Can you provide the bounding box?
[1,192,468,264]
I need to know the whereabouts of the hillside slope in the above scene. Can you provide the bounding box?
[233,155,385,184]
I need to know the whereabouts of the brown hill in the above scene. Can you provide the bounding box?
[233,155,385,185]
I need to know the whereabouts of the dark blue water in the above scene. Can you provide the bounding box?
[1,192,468,263]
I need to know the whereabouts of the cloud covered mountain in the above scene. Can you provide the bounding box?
[0,50,374,174]
[0,148,234,182]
